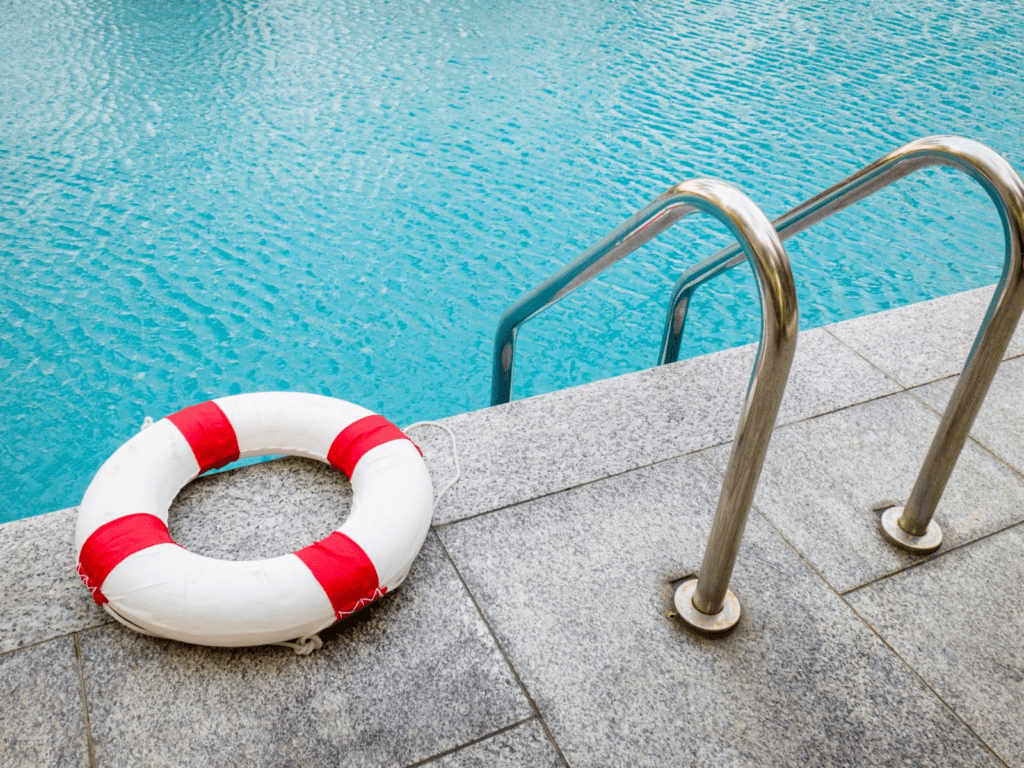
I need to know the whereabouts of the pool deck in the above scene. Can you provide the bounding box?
[4,284,1024,767]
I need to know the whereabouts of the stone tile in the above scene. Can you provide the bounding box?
[913,355,1024,475]
[0,636,90,767]
[0,507,109,653]
[438,456,998,767]
[704,392,1024,593]
[827,285,1024,388]
[79,535,531,768]
[423,720,564,768]
[773,327,901,423]
[417,327,898,526]
[416,345,751,527]
[847,524,1024,767]
[168,456,358,560]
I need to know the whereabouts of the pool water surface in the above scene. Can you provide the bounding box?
[2,0,1022,521]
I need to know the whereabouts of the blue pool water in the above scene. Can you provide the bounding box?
[2,0,1022,522]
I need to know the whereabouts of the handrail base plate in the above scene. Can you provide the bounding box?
[673,578,740,634]
[879,506,943,554]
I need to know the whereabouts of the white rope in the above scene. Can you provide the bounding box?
[139,416,154,432]
[403,421,461,513]
[273,633,324,656]
[270,613,338,655]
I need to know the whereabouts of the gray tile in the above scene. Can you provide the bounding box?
[0,507,109,653]
[438,456,998,768]
[913,355,1024,475]
[169,456,358,560]
[416,345,752,527]
[417,327,898,526]
[773,327,901,422]
[423,720,564,768]
[79,534,531,768]
[0,636,90,767]
[704,392,1024,593]
[847,524,1024,767]
[827,285,1024,388]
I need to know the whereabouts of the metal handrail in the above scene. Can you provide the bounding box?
[490,179,799,632]
[661,136,1024,554]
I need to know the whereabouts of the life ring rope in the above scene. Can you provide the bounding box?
[403,420,461,513]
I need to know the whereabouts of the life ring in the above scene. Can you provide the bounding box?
[75,392,434,648]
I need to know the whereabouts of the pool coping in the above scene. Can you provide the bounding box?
[3,283,1024,767]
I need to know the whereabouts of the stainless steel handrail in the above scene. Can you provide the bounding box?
[490,179,799,632]
[661,136,1024,554]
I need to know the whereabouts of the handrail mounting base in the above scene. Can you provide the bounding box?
[879,506,943,554]
[673,578,740,634]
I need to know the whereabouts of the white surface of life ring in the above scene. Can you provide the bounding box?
[74,392,434,648]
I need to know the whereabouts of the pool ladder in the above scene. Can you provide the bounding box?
[490,135,1024,635]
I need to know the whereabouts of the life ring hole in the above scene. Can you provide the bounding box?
[165,456,355,561]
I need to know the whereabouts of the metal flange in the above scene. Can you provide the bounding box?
[879,506,942,554]
[673,578,740,634]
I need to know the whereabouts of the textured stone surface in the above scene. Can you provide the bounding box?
[0,317,898,654]
[168,456,356,559]
[912,355,1024,475]
[79,534,531,768]
[424,720,564,767]
[438,455,999,767]
[773,326,901,423]
[827,285,1024,388]
[0,636,90,767]
[418,327,898,526]
[7,287,1024,766]
[417,343,751,527]
[0,507,109,653]
[847,523,1024,768]
[704,392,1024,593]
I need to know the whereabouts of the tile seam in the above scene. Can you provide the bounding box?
[696,450,848,600]
[402,716,545,768]
[959,434,1024,484]
[432,531,572,768]
[770,386,912,433]
[904,378,959,419]
[432,444,730,530]
[837,594,1012,768]
[821,325,913,390]
[73,633,98,768]
[434,384,915,530]
[819,315,1024,392]
[0,618,112,660]
[905,379,1024,482]
[840,516,1024,597]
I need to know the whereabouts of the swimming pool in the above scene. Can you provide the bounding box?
[2,0,1021,522]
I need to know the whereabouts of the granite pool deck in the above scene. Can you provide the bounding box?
[4,284,1024,767]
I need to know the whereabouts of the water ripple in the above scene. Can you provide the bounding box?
[1,0,1020,520]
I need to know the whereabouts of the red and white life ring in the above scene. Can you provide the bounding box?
[75,392,434,648]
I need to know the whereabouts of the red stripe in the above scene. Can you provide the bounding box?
[327,414,420,478]
[166,401,240,474]
[77,514,178,606]
[294,532,385,620]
